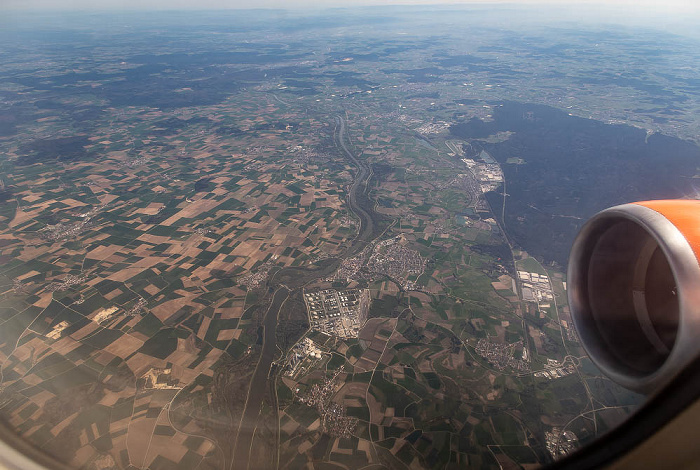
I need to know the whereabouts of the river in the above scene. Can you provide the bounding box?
[230,115,382,469]
[230,287,289,470]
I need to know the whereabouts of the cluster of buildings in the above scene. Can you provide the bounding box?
[40,218,93,242]
[328,247,368,282]
[45,273,87,293]
[545,428,579,459]
[366,236,425,290]
[121,155,150,168]
[285,338,325,378]
[321,401,358,438]
[436,172,480,201]
[561,319,579,343]
[414,121,450,135]
[326,236,425,290]
[127,297,148,316]
[305,289,370,338]
[475,339,530,372]
[461,150,504,193]
[518,270,554,303]
[297,370,357,438]
[12,279,28,294]
[534,358,576,380]
[238,260,274,289]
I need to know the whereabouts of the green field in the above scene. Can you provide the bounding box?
[516,257,548,275]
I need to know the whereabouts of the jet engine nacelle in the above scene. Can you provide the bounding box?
[568,200,700,394]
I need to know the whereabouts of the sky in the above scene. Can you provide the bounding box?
[2,0,699,12]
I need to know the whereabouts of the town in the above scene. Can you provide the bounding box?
[475,339,531,372]
[296,369,358,438]
[366,236,425,290]
[328,235,426,290]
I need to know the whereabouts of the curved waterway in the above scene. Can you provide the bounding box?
[230,115,383,469]
[230,286,289,470]
[334,115,377,244]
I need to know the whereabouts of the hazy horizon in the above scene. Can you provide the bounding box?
[3,0,699,13]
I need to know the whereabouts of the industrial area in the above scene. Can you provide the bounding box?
[518,270,554,303]
[304,289,370,338]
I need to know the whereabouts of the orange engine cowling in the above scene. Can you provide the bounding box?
[568,200,700,394]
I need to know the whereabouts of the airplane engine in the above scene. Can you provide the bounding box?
[568,200,700,394]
